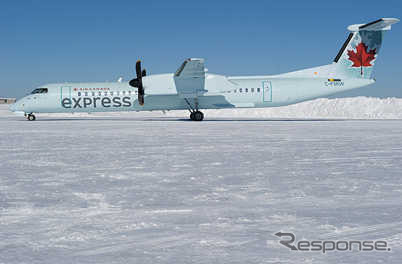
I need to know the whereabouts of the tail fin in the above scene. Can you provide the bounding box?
[334,18,399,79]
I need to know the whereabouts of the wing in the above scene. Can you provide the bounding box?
[174,58,206,98]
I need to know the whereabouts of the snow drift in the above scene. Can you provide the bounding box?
[196,97,402,119]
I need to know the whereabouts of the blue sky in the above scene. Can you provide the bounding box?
[1,0,401,98]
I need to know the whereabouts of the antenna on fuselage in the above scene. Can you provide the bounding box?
[117,77,123,83]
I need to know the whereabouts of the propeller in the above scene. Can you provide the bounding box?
[129,60,146,105]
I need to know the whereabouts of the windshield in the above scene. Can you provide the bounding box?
[31,88,48,94]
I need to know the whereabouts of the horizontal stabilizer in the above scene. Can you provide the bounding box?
[347,18,399,32]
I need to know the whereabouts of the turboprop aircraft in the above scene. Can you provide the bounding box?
[9,18,399,121]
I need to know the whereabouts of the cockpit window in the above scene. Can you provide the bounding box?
[31,88,48,94]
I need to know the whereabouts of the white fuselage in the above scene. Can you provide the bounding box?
[10,73,374,114]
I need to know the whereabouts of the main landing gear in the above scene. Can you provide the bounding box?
[190,111,204,121]
[185,98,204,121]
[26,113,36,121]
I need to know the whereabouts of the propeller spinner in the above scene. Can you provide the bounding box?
[129,60,146,106]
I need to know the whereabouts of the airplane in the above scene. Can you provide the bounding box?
[9,18,399,121]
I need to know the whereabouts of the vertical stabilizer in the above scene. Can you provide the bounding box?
[333,18,399,79]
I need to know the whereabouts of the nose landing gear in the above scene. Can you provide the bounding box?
[26,113,36,121]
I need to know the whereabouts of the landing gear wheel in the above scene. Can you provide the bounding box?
[192,111,204,121]
[190,112,195,121]
[27,114,36,121]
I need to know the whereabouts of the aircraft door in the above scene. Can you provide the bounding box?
[263,81,272,102]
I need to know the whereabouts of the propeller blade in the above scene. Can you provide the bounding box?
[135,60,142,79]
[142,69,147,77]
[135,60,145,106]
[138,93,144,105]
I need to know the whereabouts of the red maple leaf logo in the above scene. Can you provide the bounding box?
[347,42,376,75]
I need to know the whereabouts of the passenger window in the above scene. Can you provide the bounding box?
[78,92,81,96]
[245,88,248,93]
[234,89,237,93]
[128,91,132,95]
[84,92,88,96]
[92,92,95,96]
[98,91,102,96]
[257,88,261,93]
[110,91,114,96]
[116,91,120,96]
[239,88,242,93]
[251,88,255,93]
[122,91,126,95]
[104,92,108,96]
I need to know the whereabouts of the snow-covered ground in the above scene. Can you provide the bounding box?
[1,98,402,263]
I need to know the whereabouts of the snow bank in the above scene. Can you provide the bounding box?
[196,97,402,119]
[2,96,402,119]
